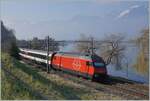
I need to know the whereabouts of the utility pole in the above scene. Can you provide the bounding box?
[91,37,94,55]
[29,40,31,49]
[52,39,54,52]
[47,36,50,73]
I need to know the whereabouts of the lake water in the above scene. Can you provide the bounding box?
[107,65,149,84]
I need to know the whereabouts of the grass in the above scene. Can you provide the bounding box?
[1,53,122,100]
[1,70,42,100]
[1,54,41,100]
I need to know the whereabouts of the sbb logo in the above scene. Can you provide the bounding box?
[72,59,81,71]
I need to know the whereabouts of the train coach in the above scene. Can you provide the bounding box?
[19,48,108,80]
[19,48,52,65]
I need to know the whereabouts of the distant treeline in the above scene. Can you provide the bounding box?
[17,37,59,51]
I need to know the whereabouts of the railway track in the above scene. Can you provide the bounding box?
[21,59,149,100]
[54,70,149,100]
[116,83,149,95]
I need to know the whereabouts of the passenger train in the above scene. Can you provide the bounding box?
[19,48,108,80]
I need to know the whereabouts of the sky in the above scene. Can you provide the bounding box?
[1,0,149,40]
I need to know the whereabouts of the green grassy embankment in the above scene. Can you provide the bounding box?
[1,53,122,100]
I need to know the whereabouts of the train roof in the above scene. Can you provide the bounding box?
[19,48,91,57]
[19,48,52,56]
[56,52,94,60]
[57,52,91,56]
[19,48,103,61]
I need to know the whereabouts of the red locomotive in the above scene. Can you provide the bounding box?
[51,52,107,80]
[19,48,108,80]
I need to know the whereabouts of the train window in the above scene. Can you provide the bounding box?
[93,62,104,67]
[21,51,29,55]
[27,52,47,59]
[20,51,27,54]
[20,51,49,59]
[38,54,46,59]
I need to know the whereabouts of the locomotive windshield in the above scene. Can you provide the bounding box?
[93,62,105,68]
[93,62,105,67]
[91,54,105,68]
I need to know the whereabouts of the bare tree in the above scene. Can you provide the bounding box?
[75,33,126,70]
[100,33,126,69]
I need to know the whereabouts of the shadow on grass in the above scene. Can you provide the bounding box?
[14,59,88,100]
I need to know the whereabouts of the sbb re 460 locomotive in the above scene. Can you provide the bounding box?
[19,48,108,80]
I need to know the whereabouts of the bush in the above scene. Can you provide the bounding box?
[10,42,20,59]
[1,21,20,59]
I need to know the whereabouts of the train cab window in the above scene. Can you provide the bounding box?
[93,62,105,68]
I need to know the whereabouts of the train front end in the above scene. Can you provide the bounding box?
[91,55,108,80]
